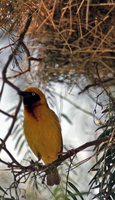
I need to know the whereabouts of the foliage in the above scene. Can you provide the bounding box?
[89,97,115,199]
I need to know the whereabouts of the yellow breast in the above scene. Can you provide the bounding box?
[24,105,62,164]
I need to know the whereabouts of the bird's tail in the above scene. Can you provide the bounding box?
[47,168,60,186]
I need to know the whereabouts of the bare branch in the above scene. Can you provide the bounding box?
[3,99,22,143]
[1,13,32,93]
[53,136,109,168]
[0,109,14,118]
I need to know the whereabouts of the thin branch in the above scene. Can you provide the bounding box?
[21,41,31,70]
[0,42,15,52]
[0,109,14,118]
[6,69,30,79]
[3,98,22,143]
[0,136,110,176]
[0,139,23,168]
[79,77,115,94]
[1,13,32,92]
[52,136,109,168]
[29,57,43,62]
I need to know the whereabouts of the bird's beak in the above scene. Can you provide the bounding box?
[18,90,28,97]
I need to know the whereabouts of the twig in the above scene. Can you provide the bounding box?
[0,139,28,171]
[21,41,31,70]
[0,109,14,118]
[3,99,22,143]
[52,136,109,168]
[79,77,115,94]
[1,13,32,92]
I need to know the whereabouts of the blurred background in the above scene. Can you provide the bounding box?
[0,1,114,199]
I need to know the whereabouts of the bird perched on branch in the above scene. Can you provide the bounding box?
[18,87,63,186]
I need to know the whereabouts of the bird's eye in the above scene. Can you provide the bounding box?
[32,92,36,96]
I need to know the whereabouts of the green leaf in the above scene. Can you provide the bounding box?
[68,182,84,200]
[61,113,72,124]
[67,190,77,200]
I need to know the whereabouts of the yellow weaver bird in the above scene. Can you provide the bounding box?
[18,87,63,186]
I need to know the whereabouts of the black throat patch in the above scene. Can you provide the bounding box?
[23,92,41,111]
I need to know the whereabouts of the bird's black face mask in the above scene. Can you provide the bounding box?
[18,91,41,107]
